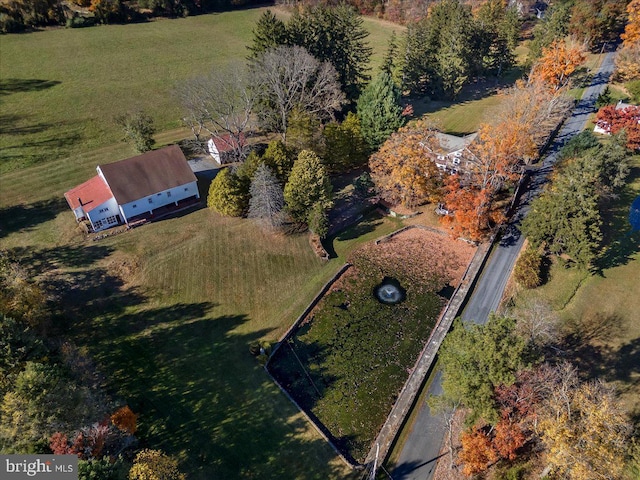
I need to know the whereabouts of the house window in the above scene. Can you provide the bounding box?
[167,191,172,197]
[157,192,162,196]
[148,198,153,204]
[93,219,104,229]
[132,204,137,208]
[184,187,189,192]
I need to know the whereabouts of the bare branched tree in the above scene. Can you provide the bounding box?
[251,45,346,141]
[248,163,285,230]
[510,298,562,347]
[496,79,574,153]
[176,63,255,161]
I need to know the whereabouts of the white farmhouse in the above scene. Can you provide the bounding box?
[432,132,478,175]
[64,145,199,232]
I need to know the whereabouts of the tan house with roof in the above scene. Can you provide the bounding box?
[64,145,199,232]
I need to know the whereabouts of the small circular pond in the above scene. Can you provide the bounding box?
[374,277,406,305]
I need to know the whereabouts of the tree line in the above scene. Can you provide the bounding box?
[434,311,638,479]
[178,5,378,237]
[285,0,628,43]
[0,0,264,33]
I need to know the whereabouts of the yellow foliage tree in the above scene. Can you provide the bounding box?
[539,380,631,480]
[369,120,442,208]
[615,42,640,81]
[617,0,640,81]
[129,449,185,480]
[622,0,640,46]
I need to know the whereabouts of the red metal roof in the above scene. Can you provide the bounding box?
[64,175,114,213]
[212,133,246,153]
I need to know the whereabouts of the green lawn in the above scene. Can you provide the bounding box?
[0,8,397,174]
[419,95,505,135]
[514,153,640,418]
[1,191,402,478]
[0,8,401,477]
[0,142,401,478]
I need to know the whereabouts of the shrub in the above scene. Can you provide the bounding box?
[627,79,640,103]
[353,172,375,199]
[207,169,247,217]
[514,247,543,289]
[66,14,96,28]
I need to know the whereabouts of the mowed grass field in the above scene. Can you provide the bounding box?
[514,153,640,419]
[1,189,402,479]
[0,8,403,478]
[0,7,398,174]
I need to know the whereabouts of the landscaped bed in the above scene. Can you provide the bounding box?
[268,228,476,463]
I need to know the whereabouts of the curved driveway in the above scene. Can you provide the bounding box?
[388,51,617,480]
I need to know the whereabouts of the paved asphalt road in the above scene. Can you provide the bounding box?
[388,51,617,480]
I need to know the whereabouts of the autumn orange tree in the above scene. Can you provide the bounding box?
[369,119,442,208]
[440,120,532,241]
[595,105,640,150]
[473,121,536,191]
[439,76,573,240]
[459,428,498,476]
[111,405,138,435]
[616,0,640,81]
[622,0,640,45]
[530,40,585,91]
[441,176,503,241]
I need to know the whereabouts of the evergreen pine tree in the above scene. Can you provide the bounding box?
[356,72,405,150]
[207,169,247,217]
[284,150,332,223]
[247,10,287,59]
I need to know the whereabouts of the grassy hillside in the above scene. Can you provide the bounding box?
[1,185,403,479]
[0,8,397,174]
[0,9,401,477]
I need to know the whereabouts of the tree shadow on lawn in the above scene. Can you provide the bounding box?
[0,197,69,239]
[407,70,522,127]
[0,78,61,96]
[594,165,640,272]
[87,305,350,479]
[0,127,84,174]
[8,244,114,273]
[562,314,640,394]
[337,213,384,241]
[0,114,56,136]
